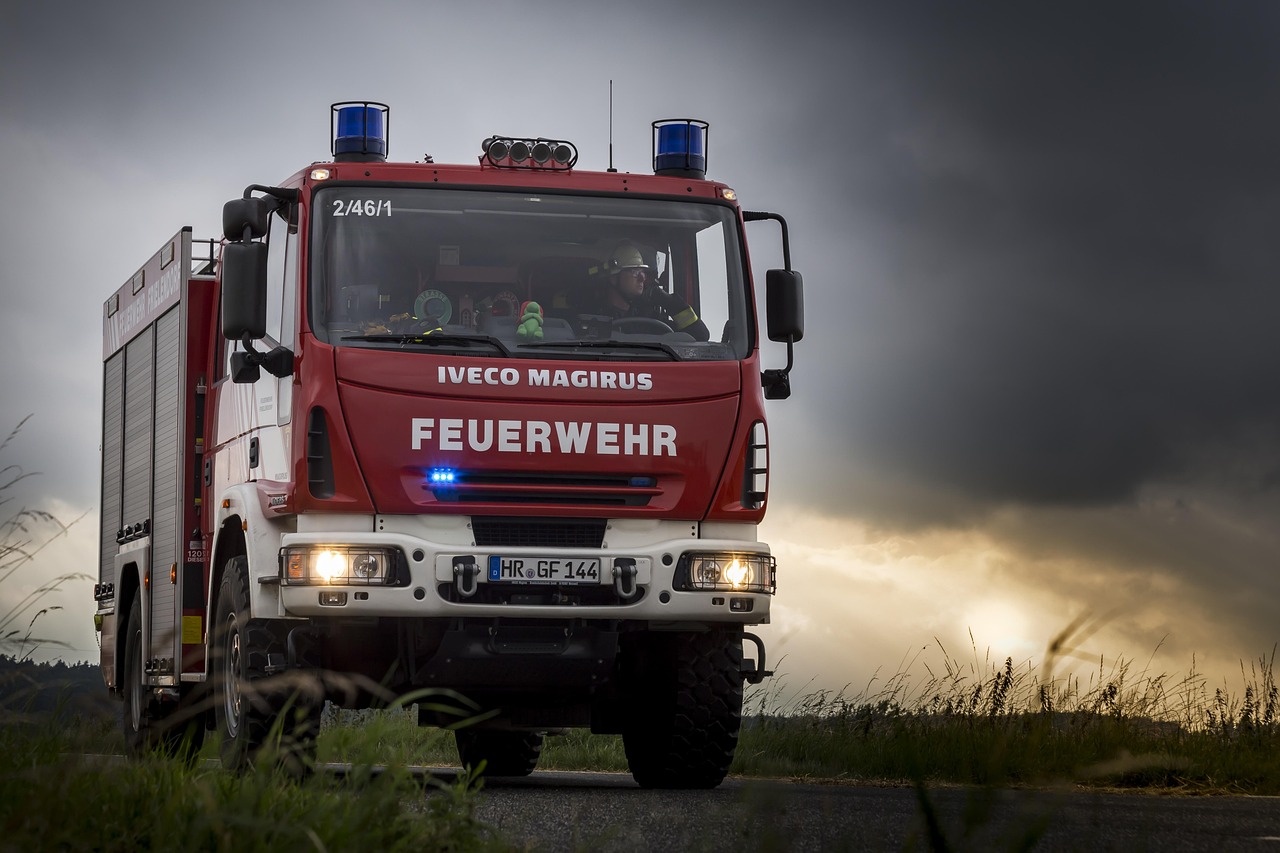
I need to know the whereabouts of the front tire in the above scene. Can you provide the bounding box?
[455,729,544,777]
[211,556,320,773]
[622,629,744,789]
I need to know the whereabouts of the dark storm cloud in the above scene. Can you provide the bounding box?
[782,1,1280,522]
[3,0,1274,528]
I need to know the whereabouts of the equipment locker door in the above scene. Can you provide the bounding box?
[148,306,183,676]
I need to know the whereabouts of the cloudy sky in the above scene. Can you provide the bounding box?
[2,0,1277,701]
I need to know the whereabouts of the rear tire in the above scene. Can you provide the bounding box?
[121,596,205,760]
[211,556,320,773]
[455,729,544,777]
[622,629,743,789]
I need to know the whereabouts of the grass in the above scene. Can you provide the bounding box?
[0,642,1277,853]
[0,711,507,853]
[13,637,1272,796]
[0,415,89,661]
[733,631,1280,794]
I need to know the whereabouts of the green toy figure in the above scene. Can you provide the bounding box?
[516,300,544,340]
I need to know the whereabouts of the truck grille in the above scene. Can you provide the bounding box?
[471,517,607,549]
[427,471,658,508]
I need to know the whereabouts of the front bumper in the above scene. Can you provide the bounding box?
[275,516,773,626]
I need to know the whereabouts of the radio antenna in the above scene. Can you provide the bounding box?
[607,80,617,173]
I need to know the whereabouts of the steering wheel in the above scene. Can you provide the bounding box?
[612,317,674,335]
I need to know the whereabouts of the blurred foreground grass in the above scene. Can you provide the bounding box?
[0,638,1277,851]
[0,710,504,853]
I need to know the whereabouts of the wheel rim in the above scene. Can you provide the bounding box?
[222,612,242,737]
[128,626,143,733]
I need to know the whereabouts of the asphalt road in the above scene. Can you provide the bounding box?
[394,767,1280,853]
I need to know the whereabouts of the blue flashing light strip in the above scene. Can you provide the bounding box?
[428,468,458,485]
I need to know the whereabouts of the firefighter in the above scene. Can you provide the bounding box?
[596,242,710,340]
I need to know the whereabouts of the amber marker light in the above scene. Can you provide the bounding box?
[286,552,306,582]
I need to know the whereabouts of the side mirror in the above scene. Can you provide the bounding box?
[223,197,272,241]
[765,269,804,343]
[221,241,268,340]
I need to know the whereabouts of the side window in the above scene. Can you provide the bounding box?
[696,221,730,340]
[281,227,298,347]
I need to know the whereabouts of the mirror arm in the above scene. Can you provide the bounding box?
[234,333,294,382]
[235,185,300,237]
[742,210,792,271]
[244,184,300,203]
[746,212,801,400]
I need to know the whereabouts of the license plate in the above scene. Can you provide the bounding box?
[487,556,602,584]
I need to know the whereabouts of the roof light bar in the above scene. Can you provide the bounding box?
[481,136,578,171]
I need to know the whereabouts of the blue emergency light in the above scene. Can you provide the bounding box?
[428,468,458,485]
[653,119,708,178]
[331,102,389,162]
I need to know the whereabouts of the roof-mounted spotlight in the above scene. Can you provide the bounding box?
[331,101,390,163]
[653,119,708,179]
[486,138,509,160]
[480,135,578,171]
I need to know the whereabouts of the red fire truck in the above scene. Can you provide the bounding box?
[95,102,803,788]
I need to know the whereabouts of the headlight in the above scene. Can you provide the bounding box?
[281,546,399,585]
[675,553,775,593]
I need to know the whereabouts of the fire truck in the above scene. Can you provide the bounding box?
[95,102,803,788]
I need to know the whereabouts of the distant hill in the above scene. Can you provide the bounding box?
[0,656,116,724]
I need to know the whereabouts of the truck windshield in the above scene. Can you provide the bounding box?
[310,186,751,361]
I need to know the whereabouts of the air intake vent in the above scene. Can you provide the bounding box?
[307,407,335,499]
[471,517,607,549]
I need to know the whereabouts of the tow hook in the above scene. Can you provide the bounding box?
[612,558,638,599]
[742,632,773,684]
[453,557,480,598]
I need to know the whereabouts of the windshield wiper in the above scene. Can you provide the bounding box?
[517,340,679,360]
[341,333,511,356]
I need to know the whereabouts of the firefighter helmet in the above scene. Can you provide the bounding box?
[605,242,651,274]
